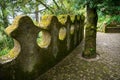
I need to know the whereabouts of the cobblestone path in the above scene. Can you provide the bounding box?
[37,32,120,80]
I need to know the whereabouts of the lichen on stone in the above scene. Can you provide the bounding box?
[5,15,24,36]
[70,15,75,23]
[77,15,80,21]
[0,16,25,64]
[33,21,39,26]
[39,15,53,29]
[57,15,68,25]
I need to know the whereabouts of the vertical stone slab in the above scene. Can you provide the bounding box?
[13,16,40,70]
[80,15,85,42]
[0,15,42,80]
[76,15,81,43]
[57,25,67,61]
[10,16,42,80]
[66,16,71,52]
[49,16,59,58]
[56,15,67,61]
[77,15,84,43]
[36,16,57,75]
[73,16,78,47]
[70,24,75,51]
[69,15,75,51]
[74,15,80,45]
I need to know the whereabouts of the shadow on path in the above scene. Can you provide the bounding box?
[37,32,120,80]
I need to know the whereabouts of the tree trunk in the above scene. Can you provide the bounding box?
[82,4,98,58]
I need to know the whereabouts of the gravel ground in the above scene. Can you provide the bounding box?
[37,32,120,80]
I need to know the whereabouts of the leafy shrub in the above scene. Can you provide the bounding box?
[0,25,14,56]
[97,12,120,32]
[0,48,10,56]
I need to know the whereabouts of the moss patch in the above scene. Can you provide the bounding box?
[70,15,75,23]
[77,15,80,21]
[39,15,53,29]
[5,16,24,36]
[0,48,10,56]
[57,15,68,24]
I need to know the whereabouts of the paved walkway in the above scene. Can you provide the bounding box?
[37,32,120,80]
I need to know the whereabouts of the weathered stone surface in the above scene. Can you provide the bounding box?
[0,15,84,80]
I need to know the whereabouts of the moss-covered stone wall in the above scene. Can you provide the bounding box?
[0,15,84,80]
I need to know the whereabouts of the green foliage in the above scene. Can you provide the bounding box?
[0,24,14,56]
[0,48,10,56]
[0,0,119,56]
[0,34,14,56]
[89,48,96,56]
[41,0,84,15]
[97,0,120,15]
[108,15,120,24]
[37,32,42,44]
[97,11,120,32]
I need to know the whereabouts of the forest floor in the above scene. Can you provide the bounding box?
[37,32,120,80]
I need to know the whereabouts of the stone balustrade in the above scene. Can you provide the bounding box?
[0,15,84,80]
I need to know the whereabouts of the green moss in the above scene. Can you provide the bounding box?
[57,15,68,24]
[33,21,39,26]
[70,15,75,23]
[5,16,24,36]
[89,48,96,54]
[82,49,96,58]
[0,48,10,56]
[83,23,96,58]
[39,15,53,29]
[77,15,80,21]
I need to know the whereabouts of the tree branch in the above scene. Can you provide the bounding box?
[59,0,66,9]
[36,0,54,14]
[52,0,60,9]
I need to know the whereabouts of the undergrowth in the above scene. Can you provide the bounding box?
[97,12,120,32]
[0,25,14,56]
